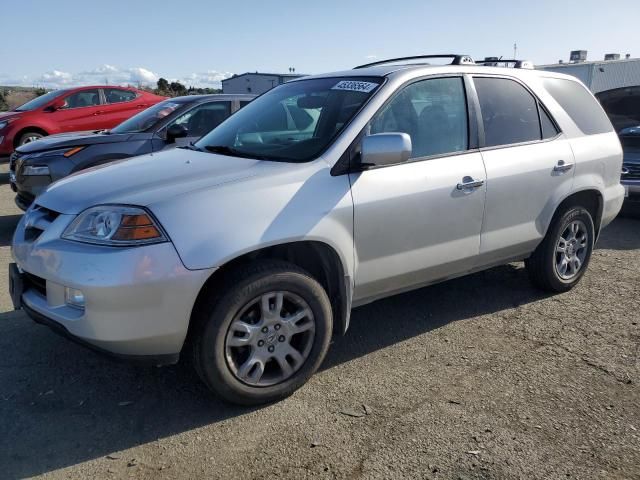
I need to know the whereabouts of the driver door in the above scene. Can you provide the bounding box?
[349,76,487,302]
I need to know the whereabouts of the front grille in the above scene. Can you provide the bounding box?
[23,204,61,242]
[9,151,19,172]
[622,163,640,180]
[24,272,46,297]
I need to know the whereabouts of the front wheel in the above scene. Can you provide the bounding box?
[526,206,595,292]
[18,131,45,146]
[190,260,333,405]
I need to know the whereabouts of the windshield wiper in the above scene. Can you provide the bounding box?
[204,145,266,159]
[178,142,203,152]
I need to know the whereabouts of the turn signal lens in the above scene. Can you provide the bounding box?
[112,214,162,241]
[63,146,85,157]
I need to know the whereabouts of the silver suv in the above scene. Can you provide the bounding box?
[10,55,624,405]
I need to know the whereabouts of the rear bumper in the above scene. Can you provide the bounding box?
[600,183,626,229]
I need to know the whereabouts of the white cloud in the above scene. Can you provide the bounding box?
[0,65,232,89]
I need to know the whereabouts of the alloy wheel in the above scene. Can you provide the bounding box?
[224,291,316,387]
[554,219,589,280]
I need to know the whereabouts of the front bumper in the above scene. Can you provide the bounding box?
[11,209,215,360]
[621,179,640,204]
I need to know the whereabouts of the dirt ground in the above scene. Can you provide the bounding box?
[0,164,638,480]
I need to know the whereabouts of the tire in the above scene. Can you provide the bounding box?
[190,260,333,405]
[18,131,45,146]
[526,206,595,293]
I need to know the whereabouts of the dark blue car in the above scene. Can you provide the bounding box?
[10,94,254,210]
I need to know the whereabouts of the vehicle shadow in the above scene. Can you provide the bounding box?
[0,217,634,478]
[595,216,640,250]
[0,261,548,479]
[0,214,21,247]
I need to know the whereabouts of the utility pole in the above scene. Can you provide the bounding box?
[514,42,518,59]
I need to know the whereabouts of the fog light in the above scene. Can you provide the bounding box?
[65,287,85,309]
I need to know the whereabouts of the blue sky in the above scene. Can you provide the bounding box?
[1,0,637,88]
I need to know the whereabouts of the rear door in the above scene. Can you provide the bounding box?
[473,75,575,265]
[99,88,144,128]
[50,89,103,132]
[349,76,486,302]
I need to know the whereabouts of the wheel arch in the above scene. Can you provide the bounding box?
[187,240,353,347]
[548,188,603,240]
[13,126,49,148]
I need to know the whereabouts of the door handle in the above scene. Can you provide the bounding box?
[456,177,484,190]
[553,160,574,172]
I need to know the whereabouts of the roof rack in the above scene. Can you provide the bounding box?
[354,54,475,69]
[476,58,535,69]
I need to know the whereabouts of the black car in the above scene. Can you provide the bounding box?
[9,94,255,210]
[597,86,640,209]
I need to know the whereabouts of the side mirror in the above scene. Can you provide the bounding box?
[166,124,188,143]
[45,99,66,112]
[360,133,412,168]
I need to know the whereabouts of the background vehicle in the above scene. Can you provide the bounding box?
[10,56,624,405]
[596,87,640,210]
[9,94,254,210]
[0,86,165,156]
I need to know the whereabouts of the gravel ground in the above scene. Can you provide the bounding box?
[0,164,638,480]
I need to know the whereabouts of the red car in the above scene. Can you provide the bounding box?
[0,86,166,156]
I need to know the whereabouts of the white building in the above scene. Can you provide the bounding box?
[538,54,640,93]
[222,72,306,95]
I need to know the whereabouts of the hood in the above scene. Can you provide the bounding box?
[36,148,289,214]
[623,148,640,165]
[16,130,138,154]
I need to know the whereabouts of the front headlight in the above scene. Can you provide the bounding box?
[62,205,168,246]
[22,165,50,176]
[0,121,9,130]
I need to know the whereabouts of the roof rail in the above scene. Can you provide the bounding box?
[354,54,475,69]
[476,58,535,69]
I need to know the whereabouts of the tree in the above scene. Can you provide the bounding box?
[157,78,169,92]
[169,81,187,96]
[0,90,7,111]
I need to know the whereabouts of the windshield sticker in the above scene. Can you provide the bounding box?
[331,80,379,93]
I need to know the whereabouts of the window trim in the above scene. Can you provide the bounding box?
[59,88,104,111]
[101,88,140,106]
[332,73,478,175]
[471,74,563,152]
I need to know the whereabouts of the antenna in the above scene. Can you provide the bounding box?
[513,43,518,59]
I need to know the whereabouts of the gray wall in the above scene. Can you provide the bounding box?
[222,74,304,95]
[539,59,640,93]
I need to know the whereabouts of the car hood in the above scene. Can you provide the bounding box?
[16,130,140,154]
[36,148,290,214]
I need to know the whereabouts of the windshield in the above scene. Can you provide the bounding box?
[195,77,383,162]
[111,100,182,134]
[14,90,67,111]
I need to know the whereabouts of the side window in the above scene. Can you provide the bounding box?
[370,77,468,158]
[104,88,137,104]
[168,102,232,137]
[239,101,252,109]
[544,78,613,135]
[62,89,101,109]
[540,105,559,139]
[474,77,541,147]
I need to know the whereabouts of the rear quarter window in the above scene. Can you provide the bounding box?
[543,78,613,135]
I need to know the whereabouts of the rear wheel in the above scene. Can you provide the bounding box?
[18,131,45,146]
[526,206,595,292]
[191,260,333,405]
